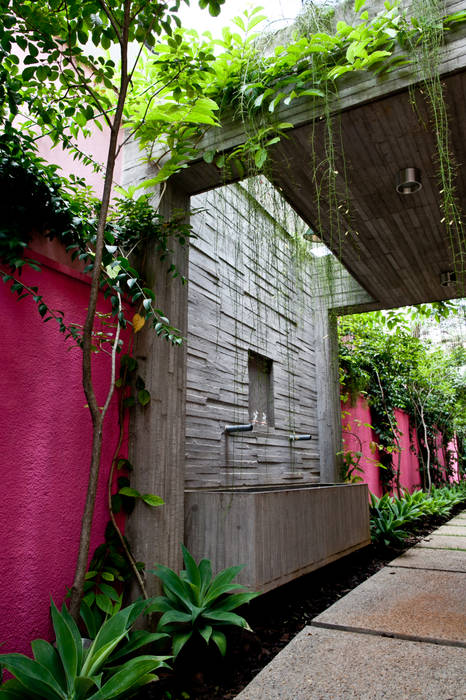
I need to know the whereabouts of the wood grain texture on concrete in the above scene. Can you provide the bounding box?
[236,626,466,700]
[185,484,370,591]
[312,567,466,646]
[126,183,190,594]
[185,182,371,490]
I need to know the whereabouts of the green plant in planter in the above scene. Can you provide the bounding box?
[0,600,169,699]
[148,545,258,658]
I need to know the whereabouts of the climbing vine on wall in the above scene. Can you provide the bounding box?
[338,308,465,493]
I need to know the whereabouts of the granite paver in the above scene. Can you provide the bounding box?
[311,567,466,644]
[388,546,466,572]
[236,511,466,698]
[236,627,466,699]
[434,525,466,536]
[415,534,466,550]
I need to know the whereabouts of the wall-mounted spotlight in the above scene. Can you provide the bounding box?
[439,270,456,287]
[396,167,422,195]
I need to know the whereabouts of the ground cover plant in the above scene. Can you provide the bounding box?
[0,601,169,699]
[370,482,466,546]
[148,546,258,658]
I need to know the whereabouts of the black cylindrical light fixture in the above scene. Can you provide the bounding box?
[396,167,422,195]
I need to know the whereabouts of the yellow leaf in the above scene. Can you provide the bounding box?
[132,313,145,333]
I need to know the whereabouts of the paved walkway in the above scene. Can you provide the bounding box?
[237,511,466,699]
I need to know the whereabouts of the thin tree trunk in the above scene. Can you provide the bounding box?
[69,1,131,621]
[420,403,432,494]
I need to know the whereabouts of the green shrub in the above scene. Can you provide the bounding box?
[370,483,466,547]
[148,545,258,658]
[0,601,168,699]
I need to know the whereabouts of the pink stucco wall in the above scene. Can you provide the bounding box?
[1,250,129,655]
[342,396,459,497]
[36,122,122,199]
[342,396,382,496]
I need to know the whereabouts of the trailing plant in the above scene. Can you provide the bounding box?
[147,545,258,658]
[408,0,465,295]
[0,600,169,699]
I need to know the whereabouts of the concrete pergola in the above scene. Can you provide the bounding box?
[124,0,466,593]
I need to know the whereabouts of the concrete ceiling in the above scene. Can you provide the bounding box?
[171,3,466,309]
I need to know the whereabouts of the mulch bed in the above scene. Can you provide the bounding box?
[139,505,464,700]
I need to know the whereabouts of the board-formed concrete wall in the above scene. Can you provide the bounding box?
[184,178,373,490]
[185,181,320,489]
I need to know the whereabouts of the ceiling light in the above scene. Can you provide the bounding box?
[396,167,422,195]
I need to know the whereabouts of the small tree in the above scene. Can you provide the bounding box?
[0,0,224,620]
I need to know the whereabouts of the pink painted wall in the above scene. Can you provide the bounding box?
[36,116,122,200]
[342,396,460,497]
[0,250,129,655]
[393,409,422,493]
[342,396,382,497]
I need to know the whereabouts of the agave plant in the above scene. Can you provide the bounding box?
[148,545,258,658]
[0,600,169,699]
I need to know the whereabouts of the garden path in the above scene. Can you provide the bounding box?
[236,511,466,699]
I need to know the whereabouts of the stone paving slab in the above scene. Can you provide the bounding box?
[415,534,466,550]
[312,567,466,645]
[236,627,466,699]
[388,546,466,572]
[434,525,466,536]
[449,513,466,522]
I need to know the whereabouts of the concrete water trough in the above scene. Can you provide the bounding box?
[185,483,370,592]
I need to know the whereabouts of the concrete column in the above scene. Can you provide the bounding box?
[126,182,190,595]
[314,305,343,484]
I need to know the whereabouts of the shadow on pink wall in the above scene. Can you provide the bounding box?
[1,248,129,656]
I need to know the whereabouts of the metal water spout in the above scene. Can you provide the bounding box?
[225,424,254,434]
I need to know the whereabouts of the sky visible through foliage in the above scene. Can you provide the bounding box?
[178,0,303,35]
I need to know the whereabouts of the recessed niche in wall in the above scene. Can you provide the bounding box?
[248,350,274,427]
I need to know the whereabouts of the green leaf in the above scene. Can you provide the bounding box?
[212,591,259,611]
[96,594,114,615]
[203,610,251,630]
[158,610,192,627]
[172,631,193,658]
[198,625,213,645]
[210,630,227,656]
[0,654,65,699]
[79,599,99,640]
[137,389,151,407]
[181,545,201,592]
[30,640,65,691]
[108,631,168,662]
[50,601,78,694]
[118,487,141,499]
[141,493,165,507]
[87,656,169,699]
[0,678,33,699]
[254,148,267,169]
